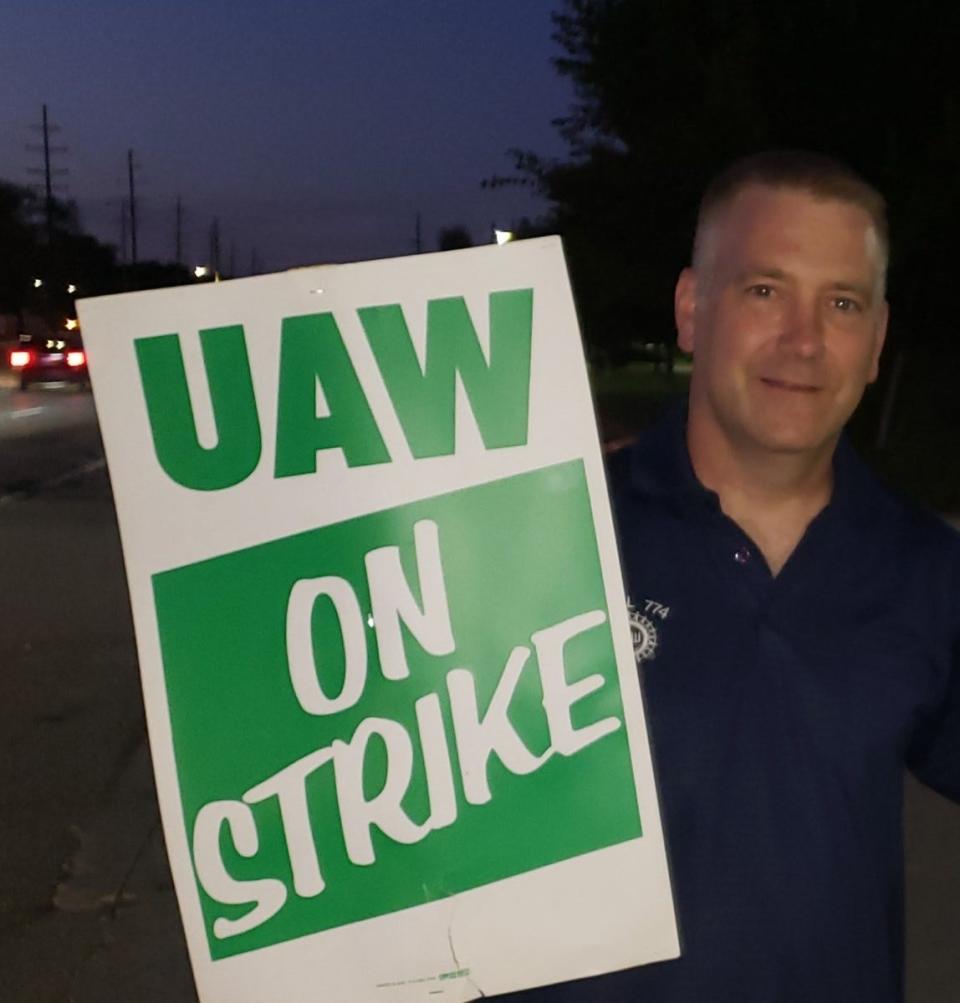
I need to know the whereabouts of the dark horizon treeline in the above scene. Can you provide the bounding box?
[0,180,194,331]
[497,0,960,371]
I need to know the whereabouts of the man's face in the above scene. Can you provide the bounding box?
[675,184,888,460]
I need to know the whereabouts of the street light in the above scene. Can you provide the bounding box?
[33,278,43,288]
[194,266,209,279]
[67,284,77,294]
[65,318,79,331]
[494,229,515,245]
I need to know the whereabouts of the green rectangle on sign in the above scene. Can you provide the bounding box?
[154,460,641,959]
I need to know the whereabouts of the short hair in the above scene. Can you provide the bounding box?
[692,150,889,284]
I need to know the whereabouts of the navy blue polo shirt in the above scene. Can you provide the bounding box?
[501,406,960,1003]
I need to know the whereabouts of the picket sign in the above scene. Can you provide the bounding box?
[77,237,678,1003]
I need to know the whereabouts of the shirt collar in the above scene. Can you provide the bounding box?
[626,400,881,521]
[627,403,718,512]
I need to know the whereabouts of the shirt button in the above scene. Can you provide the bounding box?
[734,546,752,564]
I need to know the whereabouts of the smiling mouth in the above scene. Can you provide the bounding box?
[760,377,821,393]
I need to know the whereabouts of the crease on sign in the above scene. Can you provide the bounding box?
[444,893,486,999]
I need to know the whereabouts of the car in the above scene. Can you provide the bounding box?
[9,333,89,391]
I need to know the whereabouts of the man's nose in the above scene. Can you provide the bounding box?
[778,298,825,358]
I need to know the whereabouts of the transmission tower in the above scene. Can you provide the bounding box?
[25,104,68,244]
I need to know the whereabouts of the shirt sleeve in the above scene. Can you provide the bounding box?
[906,539,960,803]
[908,656,960,802]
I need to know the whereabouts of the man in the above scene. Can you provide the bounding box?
[503,152,960,1001]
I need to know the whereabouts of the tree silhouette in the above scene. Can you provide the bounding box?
[0,182,43,316]
[0,179,195,331]
[437,225,474,251]
[514,0,960,366]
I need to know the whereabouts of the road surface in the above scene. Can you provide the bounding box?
[0,377,198,1002]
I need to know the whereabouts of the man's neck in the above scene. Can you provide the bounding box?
[685,417,836,576]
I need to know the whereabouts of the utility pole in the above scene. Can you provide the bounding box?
[26,104,68,245]
[209,217,221,278]
[175,196,183,265]
[127,150,138,264]
[120,197,128,264]
[42,105,54,243]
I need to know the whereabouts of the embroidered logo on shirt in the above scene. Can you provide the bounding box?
[627,597,670,664]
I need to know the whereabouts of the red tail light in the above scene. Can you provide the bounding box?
[66,350,86,368]
[10,350,32,368]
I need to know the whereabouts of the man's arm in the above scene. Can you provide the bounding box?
[906,538,960,802]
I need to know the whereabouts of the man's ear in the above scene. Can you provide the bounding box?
[675,267,698,354]
[867,300,889,384]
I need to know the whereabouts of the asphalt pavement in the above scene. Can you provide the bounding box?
[0,379,957,1003]
[0,383,197,1002]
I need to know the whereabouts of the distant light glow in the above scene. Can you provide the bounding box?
[65,318,79,331]
[33,278,43,288]
[67,284,77,294]
[194,265,209,279]
[494,229,515,245]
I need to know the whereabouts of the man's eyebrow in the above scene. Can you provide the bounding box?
[830,280,875,302]
[733,268,789,283]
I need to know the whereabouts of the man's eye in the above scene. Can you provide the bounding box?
[833,297,862,312]
[748,284,774,298]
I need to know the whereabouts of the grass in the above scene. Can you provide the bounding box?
[589,360,690,443]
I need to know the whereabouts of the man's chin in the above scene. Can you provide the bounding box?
[745,421,840,458]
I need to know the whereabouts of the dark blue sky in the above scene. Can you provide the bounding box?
[1,1,572,271]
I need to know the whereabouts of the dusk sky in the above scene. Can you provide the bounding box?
[1,1,572,273]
